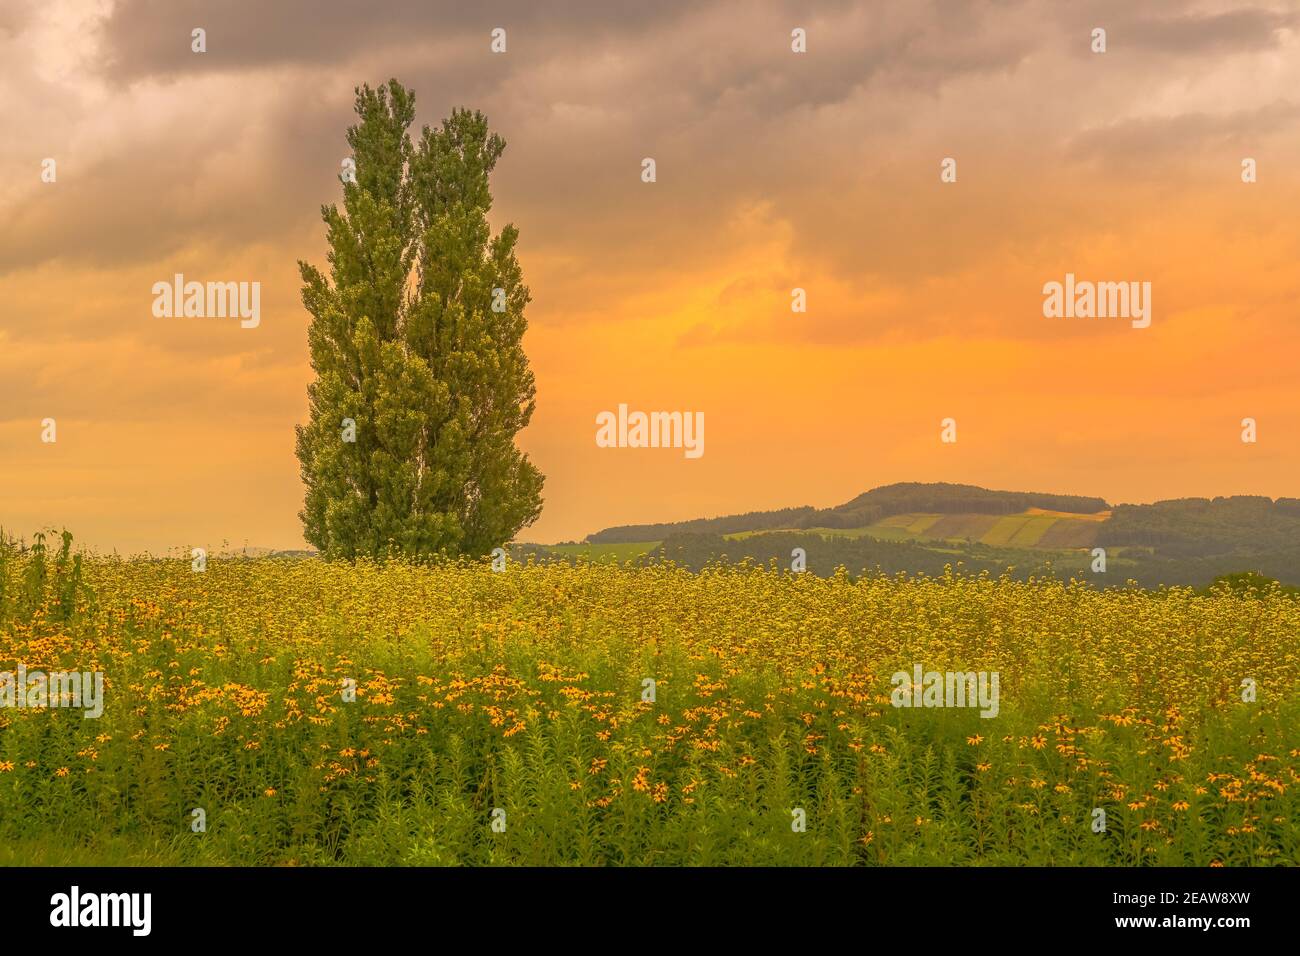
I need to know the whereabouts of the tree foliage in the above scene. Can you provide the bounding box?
[296,80,543,559]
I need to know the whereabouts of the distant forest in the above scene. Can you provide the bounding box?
[589,483,1108,543]
[1103,496,1300,556]
[567,483,1300,588]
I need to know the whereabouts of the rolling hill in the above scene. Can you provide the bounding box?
[529,483,1300,588]
[586,482,1107,543]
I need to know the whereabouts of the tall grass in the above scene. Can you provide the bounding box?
[0,534,1295,865]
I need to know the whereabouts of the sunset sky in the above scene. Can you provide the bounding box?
[3,0,1299,554]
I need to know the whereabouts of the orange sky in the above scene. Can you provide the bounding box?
[2,0,1299,554]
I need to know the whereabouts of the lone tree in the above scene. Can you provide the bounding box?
[296,80,544,560]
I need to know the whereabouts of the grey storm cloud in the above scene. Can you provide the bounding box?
[4,0,1297,337]
[1047,2,1300,57]
[96,0,706,81]
[1124,8,1299,55]
[1,0,1044,279]
[1065,100,1300,170]
[95,0,1038,106]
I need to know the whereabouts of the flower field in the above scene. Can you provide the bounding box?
[0,535,1296,866]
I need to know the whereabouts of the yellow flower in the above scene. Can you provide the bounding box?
[631,767,651,793]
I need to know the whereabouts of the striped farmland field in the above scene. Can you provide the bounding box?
[919,513,1001,541]
[716,509,1110,551]
[861,509,1110,549]
[906,514,943,534]
[982,515,1032,546]
[1007,514,1060,547]
[1035,519,1102,548]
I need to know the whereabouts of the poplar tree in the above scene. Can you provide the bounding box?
[296,80,544,560]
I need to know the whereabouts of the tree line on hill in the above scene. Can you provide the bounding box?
[1099,496,1300,557]
[519,530,1299,590]
[588,482,1108,544]
[573,483,1300,589]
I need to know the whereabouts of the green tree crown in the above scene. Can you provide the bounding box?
[296,80,544,560]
